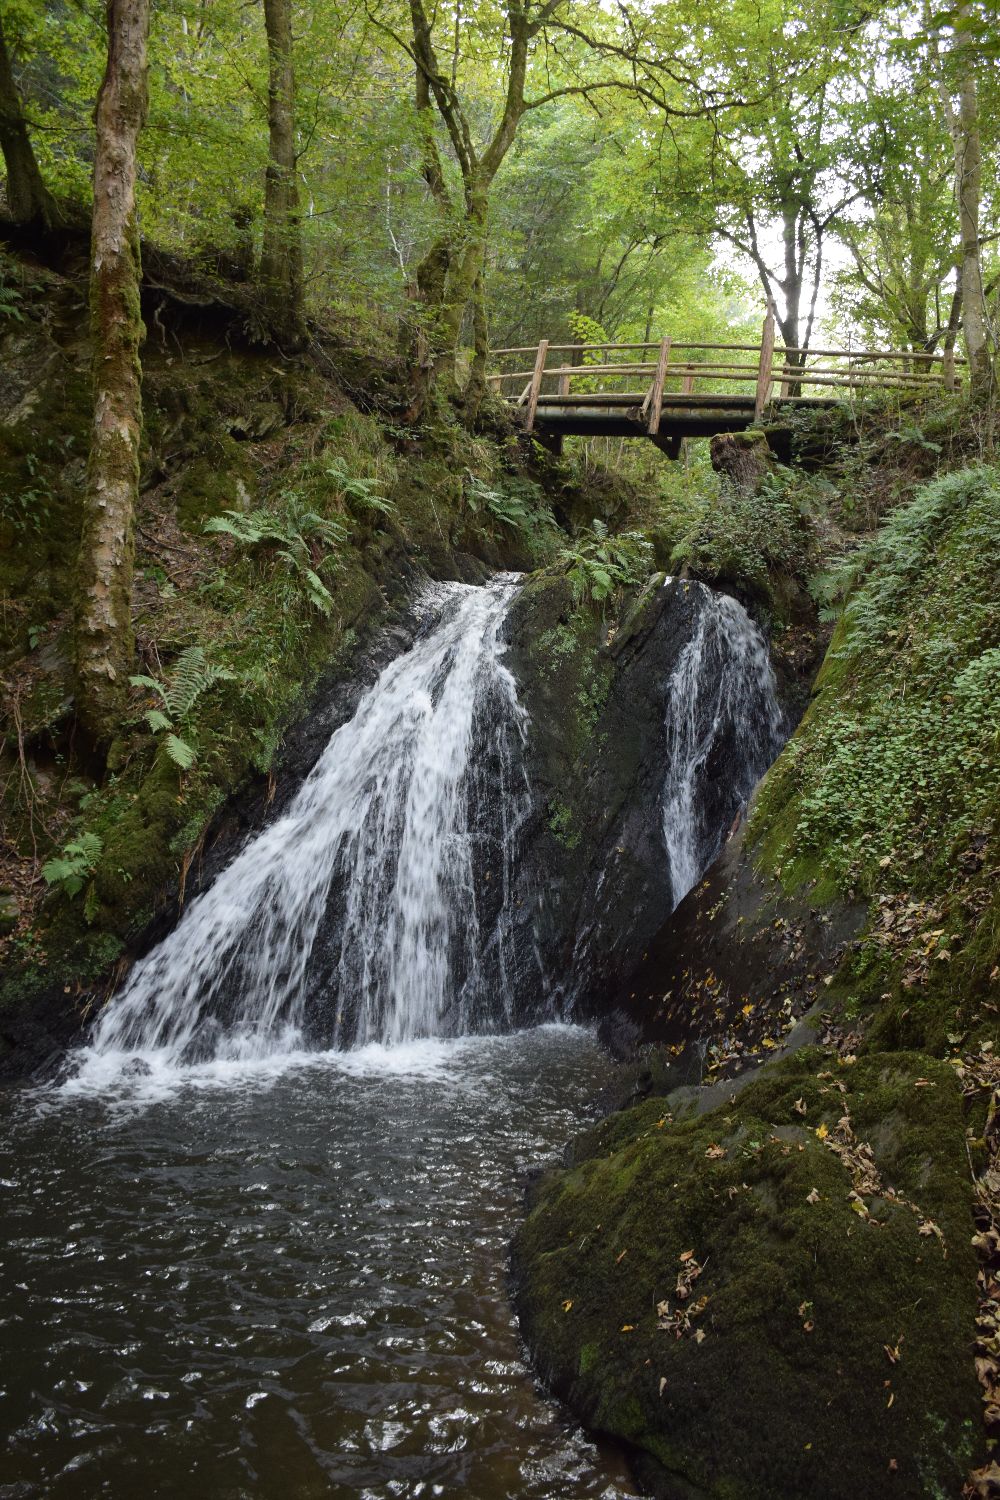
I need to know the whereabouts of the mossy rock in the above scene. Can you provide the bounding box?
[173,443,257,532]
[513,1050,981,1499]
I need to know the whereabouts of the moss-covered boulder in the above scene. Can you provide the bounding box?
[513,1050,981,1499]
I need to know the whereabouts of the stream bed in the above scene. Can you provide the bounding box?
[0,1026,636,1500]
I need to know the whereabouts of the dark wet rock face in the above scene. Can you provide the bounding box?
[504,572,792,1018]
[595,819,867,1068]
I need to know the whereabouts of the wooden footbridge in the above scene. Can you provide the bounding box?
[487,308,962,457]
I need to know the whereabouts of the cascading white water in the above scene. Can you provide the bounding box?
[662,581,785,908]
[70,579,530,1083]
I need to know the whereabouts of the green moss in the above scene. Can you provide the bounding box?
[174,446,256,532]
[515,1051,981,1499]
[548,801,581,850]
[745,465,1000,1044]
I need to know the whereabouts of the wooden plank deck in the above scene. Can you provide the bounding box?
[487,307,964,456]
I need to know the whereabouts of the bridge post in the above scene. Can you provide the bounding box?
[525,339,549,433]
[646,337,672,436]
[754,304,776,422]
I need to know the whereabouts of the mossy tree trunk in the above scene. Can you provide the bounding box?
[75,0,150,756]
[0,15,59,229]
[400,0,536,417]
[260,0,307,352]
[710,430,775,493]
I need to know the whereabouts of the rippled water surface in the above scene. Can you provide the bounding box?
[0,1026,635,1499]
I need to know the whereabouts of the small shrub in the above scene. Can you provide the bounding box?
[671,468,817,597]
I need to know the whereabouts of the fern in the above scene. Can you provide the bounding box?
[0,281,24,323]
[465,476,531,529]
[164,733,197,769]
[42,832,103,898]
[324,458,396,517]
[557,520,653,608]
[205,497,347,610]
[463,475,556,560]
[130,646,236,770]
[560,519,653,606]
[165,647,234,719]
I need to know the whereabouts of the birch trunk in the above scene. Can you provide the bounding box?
[75,0,150,753]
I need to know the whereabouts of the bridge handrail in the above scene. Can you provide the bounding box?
[488,317,965,436]
[488,340,964,364]
[489,368,951,398]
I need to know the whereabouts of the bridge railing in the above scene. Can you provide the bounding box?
[487,315,965,433]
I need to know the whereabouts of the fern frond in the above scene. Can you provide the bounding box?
[144,708,173,734]
[164,647,210,719]
[129,673,168,703]
[164,733,196,769]
[303,569,334,614]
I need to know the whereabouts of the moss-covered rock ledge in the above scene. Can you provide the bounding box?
[513,1049,981,1499]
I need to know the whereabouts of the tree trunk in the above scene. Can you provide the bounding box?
[952,29,993,400]
[710,431,775,493]
[260,0,306,350]
[465,264,489,420]
[0,15,59,228]
[779,202,805,394]
[432,189,487,393]
[75,0,150,755]
[402,0,531,414]
[937,3,995,402]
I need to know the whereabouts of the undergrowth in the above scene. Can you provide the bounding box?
[670,467,822,608]
[754,464,1000,899]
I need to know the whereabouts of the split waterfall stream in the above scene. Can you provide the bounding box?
[0,575,784,1499]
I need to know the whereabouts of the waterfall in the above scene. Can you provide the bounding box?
[71,578,531,1080]
[662,582,785,908]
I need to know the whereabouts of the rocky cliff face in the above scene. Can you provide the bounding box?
[502,571,793,1021]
